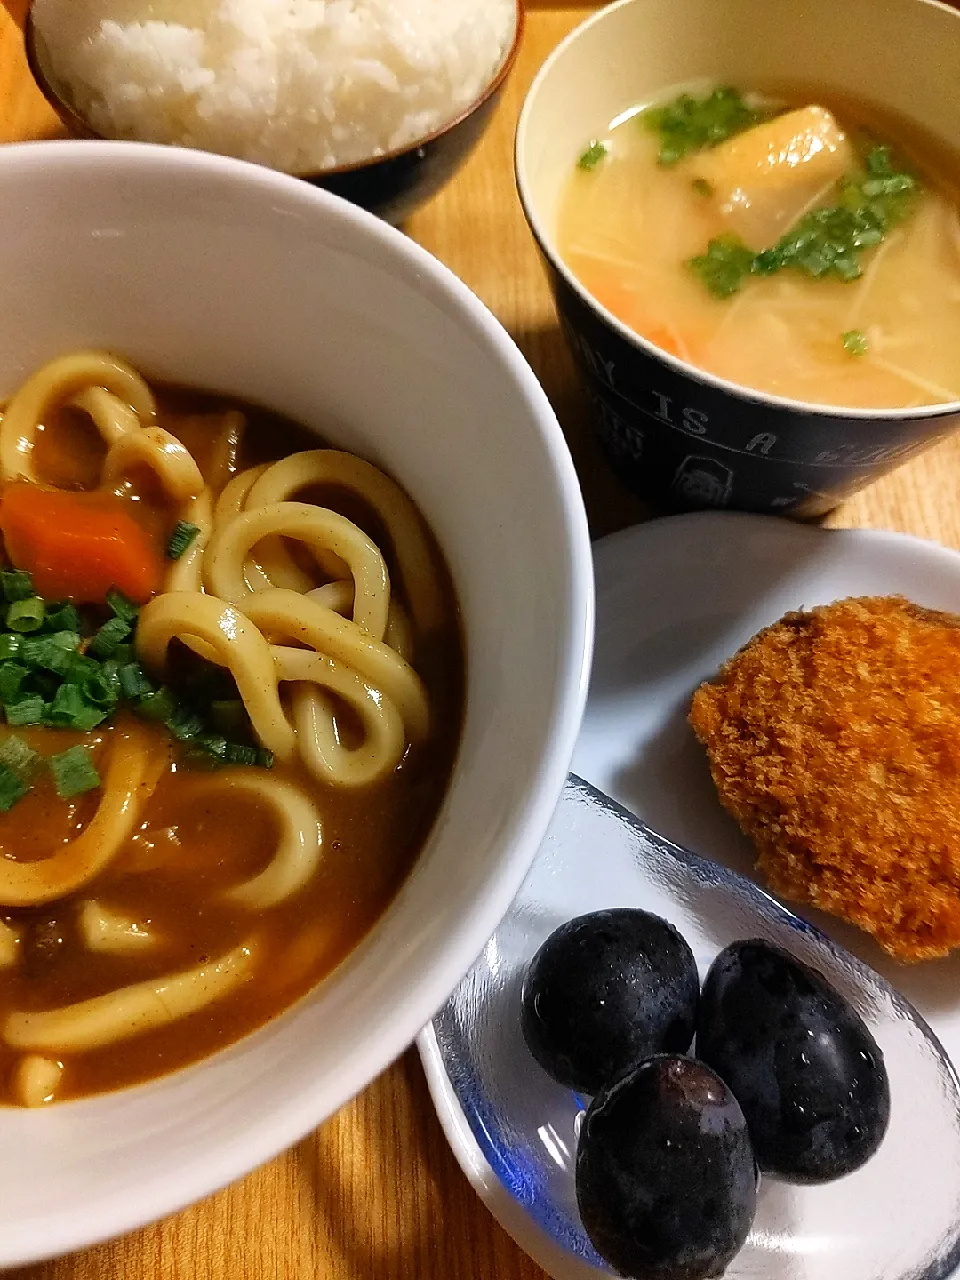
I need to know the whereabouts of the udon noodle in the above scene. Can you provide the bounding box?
[0,351,463,1105]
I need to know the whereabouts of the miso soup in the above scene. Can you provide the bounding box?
[558,86,960,409]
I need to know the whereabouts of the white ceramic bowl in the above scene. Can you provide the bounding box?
[0,141,593,1265]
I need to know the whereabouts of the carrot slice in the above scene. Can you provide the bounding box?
[0,483,164,603]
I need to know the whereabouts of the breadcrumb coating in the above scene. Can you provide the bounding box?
[689,595,960,963]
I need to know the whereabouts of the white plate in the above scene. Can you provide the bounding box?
[572,513,960,1033]
[420,511,960,1278]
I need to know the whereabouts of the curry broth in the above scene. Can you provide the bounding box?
[0,387,464,1102]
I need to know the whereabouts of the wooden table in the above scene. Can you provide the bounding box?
[2,3,960,1278]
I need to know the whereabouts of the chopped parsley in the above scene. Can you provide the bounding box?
[842,329,869,356]
[578,140,608,171]
[689,144,921,299]
[643,86,770,166]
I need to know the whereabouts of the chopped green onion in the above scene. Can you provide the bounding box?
[842,329,869,356]
[256,748,275,769]
[223,741,259,766]
[689,144,920,299]
[88,615,132,660]
[0,734,41,782]
[0,635,21,662]
[689,234,756,300]
[49,745,101,799]
[41,603,81,634]
[134,687,178,723]
[0,763,28,811]
[99,660,122,697]
[166,521,201,561]
[0,569,34,603]
[118,663,153,700]
[106,589,139,625]
[43,684,108,731]
[6,597,45,633]
[20,633,82,676]
[0,663,28,706]
[5,696,46,726]
[194,732,229,759]
[577,140,608,171]
[111,643,136,667]
[643,86,770,166]
[166,704,205,742]
[80,671,120,712]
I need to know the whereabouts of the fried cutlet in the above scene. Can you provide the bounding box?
[689,595,960,963]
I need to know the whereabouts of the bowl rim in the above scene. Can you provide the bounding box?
[24,0,525,180]
[514,0,960,423]
[0,138,594,1266]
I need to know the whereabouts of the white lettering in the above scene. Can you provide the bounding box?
[744,432,777,455]
[682,407,709,436]
[652,392,674,424]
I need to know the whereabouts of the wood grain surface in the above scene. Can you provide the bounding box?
[1,2,959,1277]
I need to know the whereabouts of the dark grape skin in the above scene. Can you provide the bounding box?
[576,1055,758,1280]
[520,909,700,1095]
[696,940,891,1183]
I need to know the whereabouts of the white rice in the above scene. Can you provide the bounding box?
[32,0,517,173]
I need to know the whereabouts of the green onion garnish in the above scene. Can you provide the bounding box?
[0,576,271,778]
[20,633,81,677]
[0,764,28,811]
[88,615,132,660]
[43,684,109,732]
[166,704,205,742]
[41,602,81,634]
[0,663,28,706]
[49,745,101,799]
[82,670,120,711]
[842,329,869,357]
[134,686,178,723]
[643,86,769,166]
[0,734,41,783]
[166,521,201,561]
[6,597,45,633]
[0,570,34,603]
[195,732,229,759]
[689,144,920,299]
[5,696,46,726]
[118,663,153,700]
[578,141,608,171]
[106,589,139,625]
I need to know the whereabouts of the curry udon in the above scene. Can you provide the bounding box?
[0,351,463,1106]
[559,86,960,409]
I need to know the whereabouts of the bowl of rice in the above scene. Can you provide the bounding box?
[24,0,522,224]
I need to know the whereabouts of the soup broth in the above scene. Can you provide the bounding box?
[0,359,464,1105]
[557,87,960,409]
